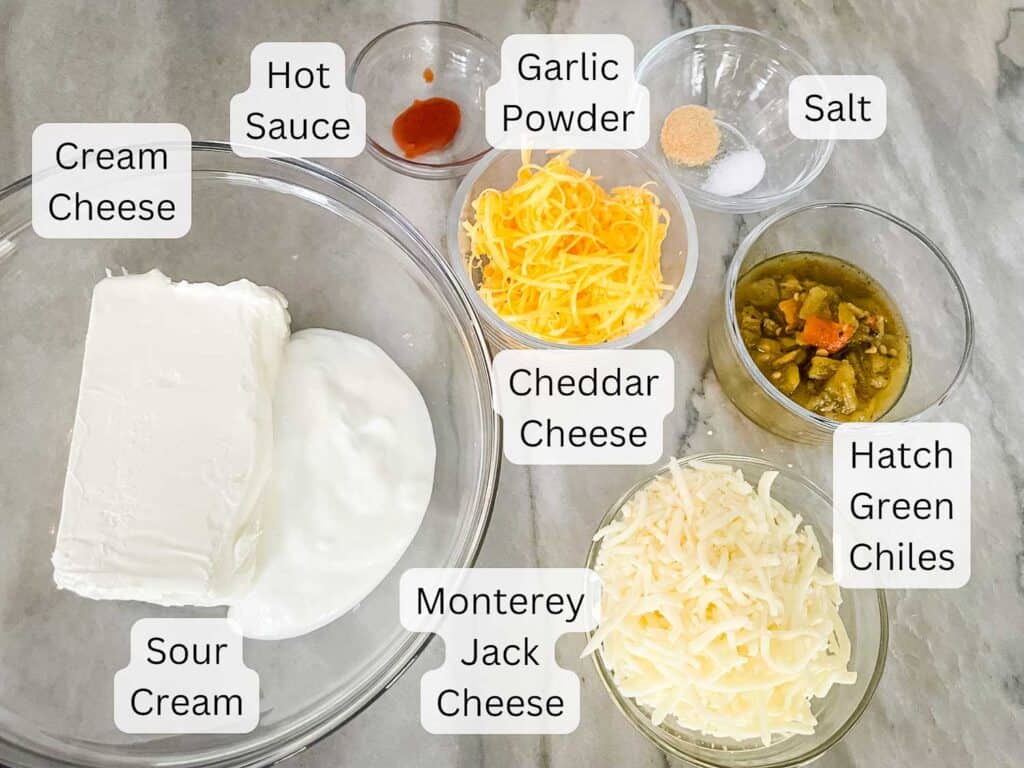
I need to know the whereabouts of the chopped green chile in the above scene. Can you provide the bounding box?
[734,252,911,421]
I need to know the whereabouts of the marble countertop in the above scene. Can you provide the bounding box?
[2,1,1022,766]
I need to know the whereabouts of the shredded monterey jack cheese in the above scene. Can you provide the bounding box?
[584,460,856,745]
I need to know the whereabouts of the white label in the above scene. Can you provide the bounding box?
[230,42,366,158]
[400,568,601,734]
[788,75,886,140]
[114,618,259,734]
[32,123,191,239]
[492,349,674,466]
[833,423,970,589]
[485,34,649,149]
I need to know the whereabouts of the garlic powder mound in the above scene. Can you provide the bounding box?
[659,105,721,167]
[584,460,856,746]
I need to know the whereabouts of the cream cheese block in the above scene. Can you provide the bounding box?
[52,269,291,606]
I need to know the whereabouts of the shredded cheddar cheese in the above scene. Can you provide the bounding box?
[584,460,856,745]
[464,150,671,345]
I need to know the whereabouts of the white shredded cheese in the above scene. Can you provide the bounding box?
[584,460,855,746]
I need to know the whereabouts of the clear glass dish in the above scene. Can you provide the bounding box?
[349,21,500,179]
[636,25,833,214]
[446,148,699,350]
[585,453,888,768]
[0,142,500,767]
[709,202,974,443]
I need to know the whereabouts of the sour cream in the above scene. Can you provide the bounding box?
[228,328,436,640]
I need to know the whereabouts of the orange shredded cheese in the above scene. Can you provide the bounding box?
[464,150,671,345]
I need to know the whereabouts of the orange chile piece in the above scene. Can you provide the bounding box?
[798,316,854,354]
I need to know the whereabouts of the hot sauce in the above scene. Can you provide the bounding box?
[391,97,461,159]
[422,67,435,83]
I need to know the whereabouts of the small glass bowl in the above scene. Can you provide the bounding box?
[446,148,699,350]
[709,202,974,443]
[636,25,833,214]
[349,21,499,179]
[585,453,888,768]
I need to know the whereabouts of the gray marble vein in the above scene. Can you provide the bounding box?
[1,1,1022,766]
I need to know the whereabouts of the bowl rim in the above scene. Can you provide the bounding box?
[0,140,503,768]
[348,20,500,180]
[723,201,975,431]
[635,24,835,214]
[446,147,700,350]
[584,452,889,768]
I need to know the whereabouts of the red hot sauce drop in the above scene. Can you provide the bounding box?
[392,97,461,159]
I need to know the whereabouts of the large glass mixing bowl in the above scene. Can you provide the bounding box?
[0,142,500,767]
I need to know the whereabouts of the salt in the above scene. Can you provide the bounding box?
[702,148,766,197]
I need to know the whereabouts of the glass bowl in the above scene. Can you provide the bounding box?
[636,25,833,214]
[446,148,699,350]
[0,142,500,767]
[709,202,974,443]
[585,453,887,768]
[349,21,500,179]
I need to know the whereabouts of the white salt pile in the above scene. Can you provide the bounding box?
[703,148,766,197]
